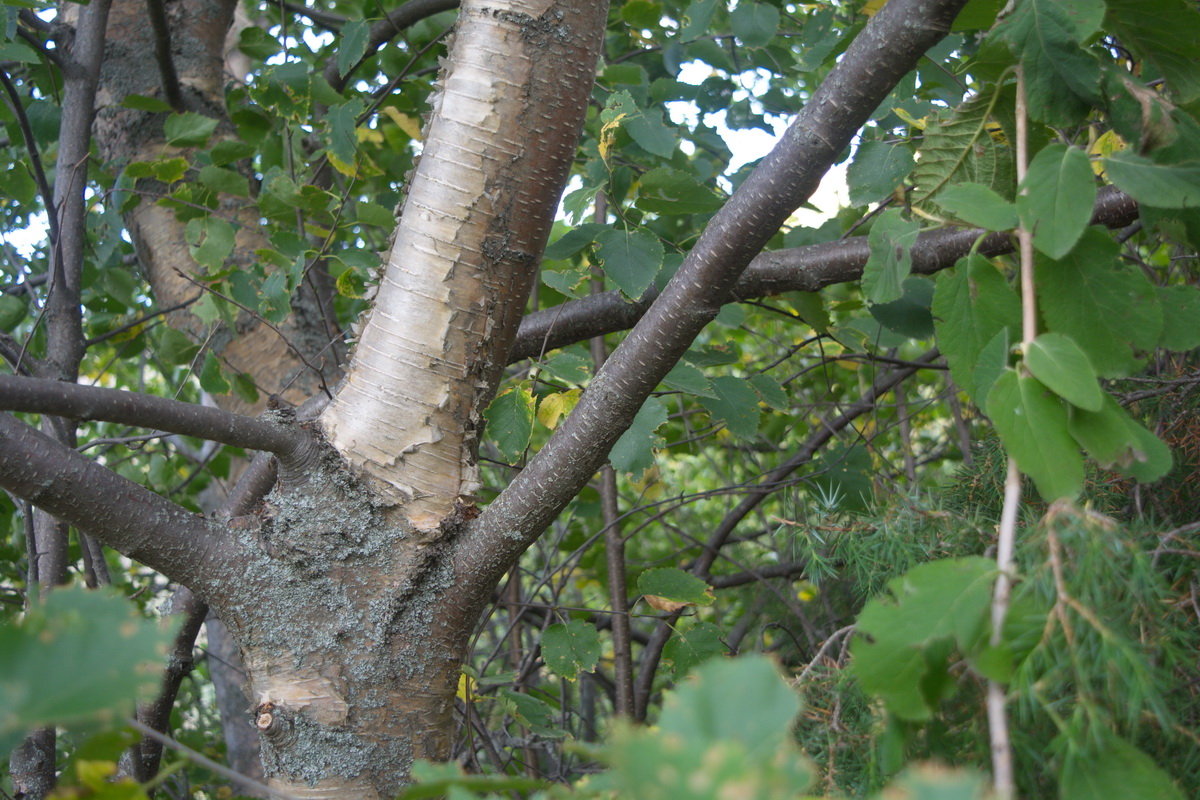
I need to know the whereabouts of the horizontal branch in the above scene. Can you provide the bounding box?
[509,186,1138,362]
[0,374,314,457]
[0,412,238,592]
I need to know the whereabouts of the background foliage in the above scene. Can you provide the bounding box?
[2,0,1200,797]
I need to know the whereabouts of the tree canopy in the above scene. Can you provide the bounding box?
[2,0,1200,798]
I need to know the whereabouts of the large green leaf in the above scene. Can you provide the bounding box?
[609,396,668,477]
[594,228,664,300]
[1035,228,1162,377]
[987,370,1083,501]
[698,375,762,437]
[635,167,724,215]
[483,384,535,464]
[1017,144,1096,258]
[1025,332,1103,411]
[337,19,369,79]
[851,557,995,721]
[729,2,779,48]
[661,621,726,679]
[1068,394,1172,482]
[0,586,176,754]
[847,141,916,207]
[862,209,920,304]
[637,567,713,607]
[540,621,601,679]
[934,181,1018,230]
[1061,734,1185,800]
[932,254,1021,400]
[1157,285,1200,351]
[911,93,1014,209]
[1103,151,1200,209]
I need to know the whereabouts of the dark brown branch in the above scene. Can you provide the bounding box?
[0,70,58,244]
[0,412,239,593]
[509,186,1139,362]
[145,0,185,111]
[708,560,813,589]
[456,0,972,606]
[0,375,315,458]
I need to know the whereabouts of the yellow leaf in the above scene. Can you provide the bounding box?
[327,151,359,178]
[357,126,383,145]
[381,107,424,141]
[537,389,581,429]
[599,113,626,165]
[1089,129,1126,177]
[893,106,927,131]
[457,672,476,703]
[862,0,888,16]
[645,594,693,613]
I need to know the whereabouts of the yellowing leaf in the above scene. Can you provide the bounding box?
[1089,129,1126,176]
[380,107,423,141]
[645,594,694,612]
[456,672,476,703]
[537,389,580,429]
[862,0,888,16]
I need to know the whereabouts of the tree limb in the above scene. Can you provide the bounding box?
[0,374,317,458]
[509,186,1138,362]
[325,0,459,92]
[454,0,972,605]
[0,412,240,593]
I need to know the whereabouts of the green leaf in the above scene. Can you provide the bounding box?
[698,375,761,438]
[540,351,590,385]
[237,26,281,60]
[198,165,249,198]
[850,557,995,721]
[911,93,1014,209]
[1061,734,1185,800]
[994,0,1100,126]
[935,182,1018,230]
[863,209,920,304]
[1157,285,1200,351]
[1103,151,1200,209]
[496,689,562,738]
[635,167,724,215]
[0,295,27,332]
[973,328,1010,405]
[604,91,677,158]
[540,621,601,679]
[209,140,257,166]
[544,223,606,261]
[881,765,990,799]
[0,586,177,754]
[1025,332,1103,411]
[1103,0,1200,105]
[730,2,779,48]
[1036,228,1162,377]
[594,228,663,299]
[987,370,1083,500]
[609,396,667,477]
[337,19,369,78]
[324,99,365,166]
[1017,144,1096,258]
[120,94,173,112]
[184,216,235,272]
[870,276,935,339]
[661,621,726,679]
[199,351,231,395]
[661,361,716,398]
[154,327,199,366]
[483,384,535,464]
[847,141,916,207]
[637,567,714,607]
[164,112,218,147]
[1068,394,1172,481]
[680,0,719,39]
[748,373,788,410]
[621,0,662,29]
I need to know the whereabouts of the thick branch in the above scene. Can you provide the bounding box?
[0,374,316,458]
[509,186,1138,362]
[455,0,971,602]
[0,412,238,593]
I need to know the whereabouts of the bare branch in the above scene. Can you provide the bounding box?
[509,186,1139,362]
[145,0,185,110]
[0,375,316,457]
[0,412,240,592]
[325,0,459,92]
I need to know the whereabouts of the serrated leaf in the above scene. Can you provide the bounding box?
[210,140,257,166]
[662,361,716,398]
[594,228,663,299]
[164,112,218,147]
[497,689,562,738]
[661,621,727,679]
[635,167,724,215]
[154,327,198,366]
[1036,228,1162,377]
[184,216,235,272]
[1017,144,1097,258]
[637,567,714,607]
[1025,332,1103,411]
[544,223,606,261]
[1103,151,1200,208]
[540,621,601,679]
[609,396,668,477]
[541,351,590,384]
[199,351,231,395]
[987,370,1083,500]
[847,141,916,207]
[936,182,1018,230]
[863,210,920,304]
[748,373,788,410]
[483,384,535,464]
[850,557,995,721]
[911,93,1014,209]
[536,390,580,430]
[238,26,281,60]
[337,19,369,78]
[698,375,761,437]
